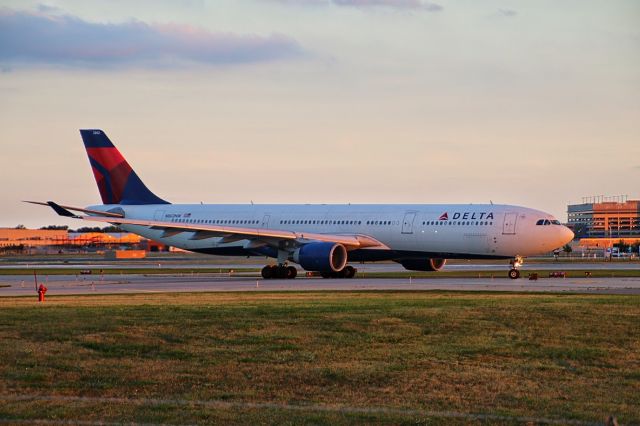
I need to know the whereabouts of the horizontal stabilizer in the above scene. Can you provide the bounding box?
[23,201,124,218]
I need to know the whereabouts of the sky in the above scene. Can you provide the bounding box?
[1,0,639,229]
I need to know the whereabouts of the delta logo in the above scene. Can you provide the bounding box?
[439,212,494,221]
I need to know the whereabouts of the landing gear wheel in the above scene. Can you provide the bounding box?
[320,272,331,279]
[342,265,356,279]
[508,268,521,279]
[270,265,280,279]
[277,265,289,279]
[286,266,297,279]
[261,265,273,279]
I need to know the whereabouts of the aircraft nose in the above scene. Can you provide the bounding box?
[560,226,574,245]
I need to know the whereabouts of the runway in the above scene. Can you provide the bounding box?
[2,261,639,271]
[2,273,640,296]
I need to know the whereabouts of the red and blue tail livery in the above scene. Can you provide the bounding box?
[80,129,168,205]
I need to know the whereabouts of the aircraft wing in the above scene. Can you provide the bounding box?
[32,202,386,250]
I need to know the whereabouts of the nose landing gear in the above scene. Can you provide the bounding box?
[508,256,524,279]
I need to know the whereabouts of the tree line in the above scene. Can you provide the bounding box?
[12,225,124,233]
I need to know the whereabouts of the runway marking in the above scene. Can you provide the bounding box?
[0,394,602,426]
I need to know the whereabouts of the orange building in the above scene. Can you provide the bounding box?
[578,237,640,249]
[0,228,68,248]
[67,232,141,246]
[568,197,640,239]
[0,228,144,251]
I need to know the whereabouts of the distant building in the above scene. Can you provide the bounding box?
[0,228,67,248]
[67,232,141,246]
[0,228,163,253]
[567,196,640,239]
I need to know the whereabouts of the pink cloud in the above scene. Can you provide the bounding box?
[0,9,303,68]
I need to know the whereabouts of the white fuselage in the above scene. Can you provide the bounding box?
[89,203,574,261]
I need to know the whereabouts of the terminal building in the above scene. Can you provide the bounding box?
[0,228,169,254]
[567,196,640,240]
[0,228,68,249]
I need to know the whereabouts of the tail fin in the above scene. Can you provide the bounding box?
[80,129,169,205]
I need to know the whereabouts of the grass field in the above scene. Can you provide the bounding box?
[1,292,638,425]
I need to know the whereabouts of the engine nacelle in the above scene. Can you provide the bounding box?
[400,258,447,272]
[293,242,348,272]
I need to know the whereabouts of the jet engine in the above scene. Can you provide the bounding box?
[399,258,447,272]
[293,242,348,272]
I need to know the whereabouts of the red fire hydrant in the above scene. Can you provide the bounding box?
[38,284,47,302]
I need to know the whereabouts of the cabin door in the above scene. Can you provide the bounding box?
[502,212,518,235]
[261,214,270,229]
[154,210,166,221]
[401,212,417,234]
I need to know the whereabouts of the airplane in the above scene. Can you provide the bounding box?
[28,129,574,280]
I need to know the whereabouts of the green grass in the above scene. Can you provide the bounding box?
[0,292,638,425]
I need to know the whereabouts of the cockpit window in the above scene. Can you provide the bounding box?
[551,220,561,225]
[536,219,544,225]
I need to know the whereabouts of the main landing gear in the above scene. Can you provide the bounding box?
[508,256,524,279]
[320,265,357,279]
[260,264,358,279]
[261,264,297,279]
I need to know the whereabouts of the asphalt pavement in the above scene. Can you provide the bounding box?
[2,273,639,296]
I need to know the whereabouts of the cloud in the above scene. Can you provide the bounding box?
[497,8,517,17]
[0,8,303,68]
[272,0,442,11]
[36,4,61,13]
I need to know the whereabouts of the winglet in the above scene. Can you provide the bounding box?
[46,201,81,218]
